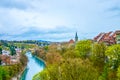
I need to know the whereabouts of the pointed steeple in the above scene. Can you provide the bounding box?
[75,32,78,42]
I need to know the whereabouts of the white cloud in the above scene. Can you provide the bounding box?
[0,0,120,41]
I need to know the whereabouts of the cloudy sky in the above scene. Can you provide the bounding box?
[0,0,120,41]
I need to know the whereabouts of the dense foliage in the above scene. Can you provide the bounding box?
[0,54,28,80]
[91,42,106,72]
[0,45,2,65]
[75,40,92,59]
[9,45,16,55]
[33,40,120,80]
[0,46,2,55]
[105,44,120,69]
[33,59,99,80]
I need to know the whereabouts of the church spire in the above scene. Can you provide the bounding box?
[75,32,78,42]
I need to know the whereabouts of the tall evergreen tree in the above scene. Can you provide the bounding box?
[0,46,2,55]
[9,45,16,56]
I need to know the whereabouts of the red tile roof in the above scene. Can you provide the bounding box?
[94,31,116,45]
[69,39,75,44]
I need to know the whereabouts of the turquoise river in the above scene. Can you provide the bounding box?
[20,52,45,80]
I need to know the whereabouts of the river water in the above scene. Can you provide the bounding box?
[23,52,45,80]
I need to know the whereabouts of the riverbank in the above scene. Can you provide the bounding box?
[33,55,46,67]
[12,54,28,80]
[19,67,28,80]
[0,53,28,80]
[20,52,45,80]
[11,67,27,80]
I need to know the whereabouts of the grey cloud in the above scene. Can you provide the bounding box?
[0,26,99,41]
[0,0,30,10]
[0,26,75,41]
[19,26,75,36]
[108,6,120,12]
[106,6,120,17]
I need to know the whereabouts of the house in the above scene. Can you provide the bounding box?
[2,50,10,55]
[116,30,120,44]
[69,39,75,44]
[0,54,10,65]
[0,48,21,65]
[94,30,120,45]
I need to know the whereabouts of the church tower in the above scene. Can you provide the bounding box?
[75,32,78,43]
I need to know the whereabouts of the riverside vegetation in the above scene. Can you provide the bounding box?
[0,40,35,80]
[32,40,120,80]
[0,40,48,80]
[0,54,28,80]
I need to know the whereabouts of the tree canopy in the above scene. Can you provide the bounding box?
[75,40,92,59]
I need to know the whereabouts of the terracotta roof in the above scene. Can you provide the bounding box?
[94,31,117,45]
[69,39,74,44]
[0,55,10,65]
[116,30,120,35]
[94,33,103,41]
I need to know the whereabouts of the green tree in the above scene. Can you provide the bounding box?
[75,40,92,59]
[46,52,62,65]
[91,42,106,70]
[59,46,67,55]
[33,59,99,80]
[0,46,2,54]
[33,69,49,80]
[117,66,120,80]
[105,44,120,69]
[0,46,2,65]
[63,46,80,59]
[0,66,10,80]
[44,46,48,52]
[9,45,16,56]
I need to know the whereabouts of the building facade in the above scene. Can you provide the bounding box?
[116,30,120,44]
[94,30,120,45]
